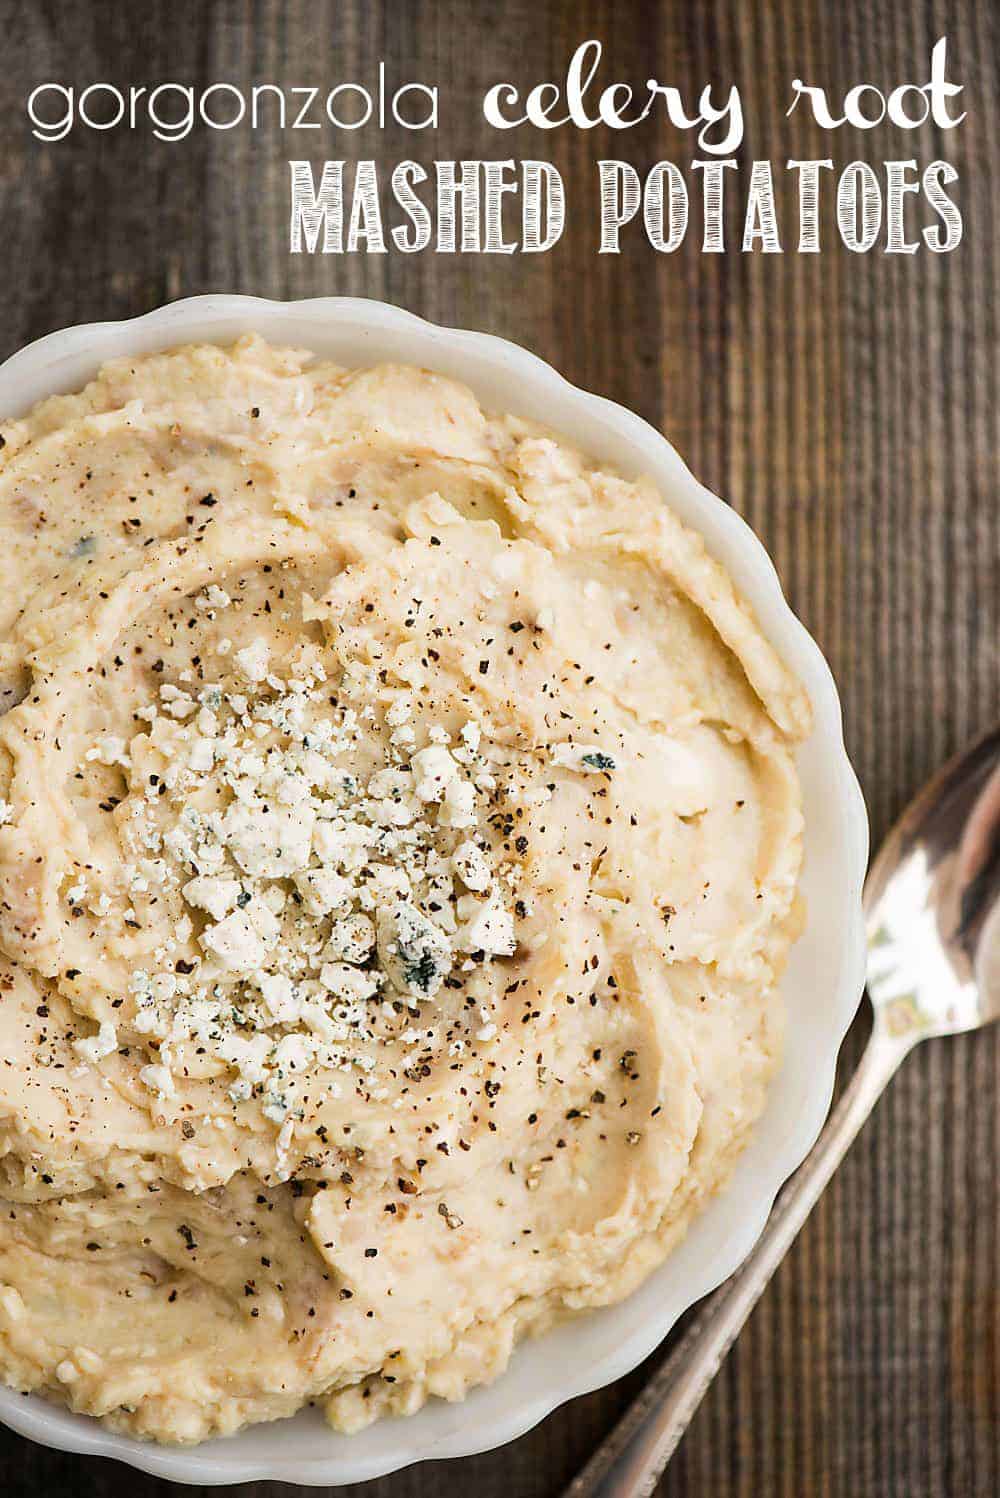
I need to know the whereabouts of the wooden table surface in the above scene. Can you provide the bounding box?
[0,1,996,1494]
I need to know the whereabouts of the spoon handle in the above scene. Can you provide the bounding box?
[563,1020,910,1498]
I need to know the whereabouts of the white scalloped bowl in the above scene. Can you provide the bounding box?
[0,297,868,1486]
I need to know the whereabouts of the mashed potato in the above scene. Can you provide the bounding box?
[0,337,808,1441]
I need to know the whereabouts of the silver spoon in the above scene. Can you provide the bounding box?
[565,725,1000,1498]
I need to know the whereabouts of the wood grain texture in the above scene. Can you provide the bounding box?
[0,1,996,1494]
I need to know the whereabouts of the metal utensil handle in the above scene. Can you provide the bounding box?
[564,1022,910,1498]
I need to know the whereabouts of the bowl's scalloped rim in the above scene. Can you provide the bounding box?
[0,295,870,1486]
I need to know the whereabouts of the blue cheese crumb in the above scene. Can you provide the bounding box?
[552,742,617,773]
[377,900,452,998]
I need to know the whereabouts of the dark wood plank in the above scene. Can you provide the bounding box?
[0,1,996,1494]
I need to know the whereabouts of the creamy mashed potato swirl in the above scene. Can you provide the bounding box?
[0,338,809,1442]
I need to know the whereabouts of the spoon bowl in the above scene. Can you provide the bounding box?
[865,724,1000,1040]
